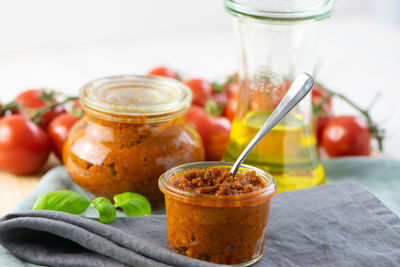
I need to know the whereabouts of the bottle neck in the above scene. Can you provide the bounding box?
[232,18,319,122]
[234,18,322,81]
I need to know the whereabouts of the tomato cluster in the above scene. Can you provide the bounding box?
[148,67,241,161]
[312,85,373,157]
[148,67,238,160]
[150,66,377,159]
[0,89,80,175]
[0,69,380,176]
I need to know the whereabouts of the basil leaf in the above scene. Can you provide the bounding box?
[113,192,151,216]
[90,197,116,224]
[33,190,90,214]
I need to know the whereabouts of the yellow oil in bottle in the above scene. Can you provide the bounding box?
[223,110,324,192]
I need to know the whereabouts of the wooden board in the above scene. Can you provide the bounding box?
[0,154,60,216]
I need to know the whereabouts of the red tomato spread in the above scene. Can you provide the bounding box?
[63,75,204,207]
[170,167,267,195]
[160,165,276,265]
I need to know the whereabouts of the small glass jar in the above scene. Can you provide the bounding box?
[63,75,204,207]
[159,162,277,266]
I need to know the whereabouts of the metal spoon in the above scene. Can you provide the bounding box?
[228,72,315,177]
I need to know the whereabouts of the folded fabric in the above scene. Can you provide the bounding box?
[0,166,399,266]
[0,212,220,267]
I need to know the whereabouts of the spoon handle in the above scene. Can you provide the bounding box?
[229,73,315,176]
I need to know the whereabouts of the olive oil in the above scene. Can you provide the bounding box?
[223,110,324,192]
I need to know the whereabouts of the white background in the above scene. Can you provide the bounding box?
[0,0,399,157]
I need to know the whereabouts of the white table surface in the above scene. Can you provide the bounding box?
[0,14,399,158]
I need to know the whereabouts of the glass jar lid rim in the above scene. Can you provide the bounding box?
[224,0,335,21]
[80,75,192,117]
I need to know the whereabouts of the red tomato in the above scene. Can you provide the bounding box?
[312,85,332,115]
[70,99,84,117]
[185,106,231,161]
[316,116,331,146]
[48,113,80,161]
[148,66,178,79]
[312,85,333,146]
[15,89,65,129]
[15,89,47,108]
[250,81,290,110]
[41,105,65,130]
[213,92,228,106]
[184,79,213,107]
[322,116,371,157]
[223,82,239,98]
[223,95,238,121]
[0,115,50,175]
[72,99,81,109]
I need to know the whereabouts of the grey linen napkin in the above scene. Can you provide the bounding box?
[1,167,400,267]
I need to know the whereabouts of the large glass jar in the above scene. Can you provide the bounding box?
[223,0,335,192]
[63,75,204,207]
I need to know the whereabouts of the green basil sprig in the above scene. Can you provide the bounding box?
[33,190,90,214]
[114,192,151,216]
[90,197,116,224]
[33,190,151,224]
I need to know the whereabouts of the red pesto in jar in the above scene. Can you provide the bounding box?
[160,165,276,265]
[170,167,267,195]
[63,75,204,207]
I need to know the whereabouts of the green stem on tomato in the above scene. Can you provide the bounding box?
[312,94,332,117]
[212,75,236,94]
[1,101,19,116]
[30,96,78,125]
[323,88,384,152]
[204,99,223,116]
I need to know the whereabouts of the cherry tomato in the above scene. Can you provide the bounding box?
[148,66,178,79]
[223,82,239,98]
[316,116,331,146]
[250,81,291,110]
[0,115,50,175]
[70,99,84,117]
[185,106,231,161]
[184,79,213,107]
[41,105,65,130]
[15,89,47,108]
[223,95,238,122]
[312,85,332,115]
[72,99,81,109]
[212,92,228,106]
[48,113,80,161]
[311,85,333,146]
[15,89,65,130]
[322,116,371,157]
